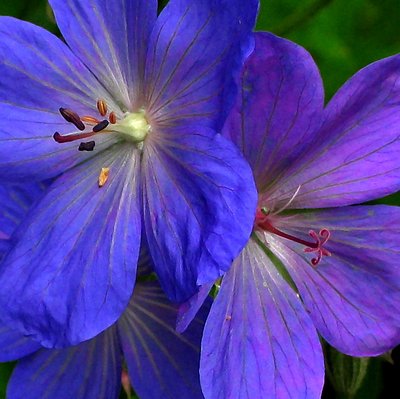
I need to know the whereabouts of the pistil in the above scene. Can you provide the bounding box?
[255,208,331,266]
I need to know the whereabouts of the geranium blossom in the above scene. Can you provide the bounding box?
[197,33,400,398]
[0,183,211,399]
[0,0,258,347]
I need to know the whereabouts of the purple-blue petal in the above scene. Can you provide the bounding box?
[7,327,122,399]
[144,0,259,131]
[176,282,213,333]
[118,281,211,399]
[0,325,40,362]
[0,182,46,239]
[142,128,257,301]
[266,54,400,208]
[0,145,141,347]
[223,32,324,190]
[268,205,400,356]
[0,17,116,180]
[49,0,157,108]
[201,240,324,399]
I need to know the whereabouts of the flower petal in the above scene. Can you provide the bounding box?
[223,32,324,190]
[267,54,400,208]
[176,282,213,333]
[0,182,46,240]
[118,281,211,399]
[49,0,157,108]
[144,0,259,130]
[201,240,324,399]
[0,144,141,347]
[7,328,122,399]
[0,17,117,180]
[0,325,40,362]
[142,128,257,301]
[268,205,400,355]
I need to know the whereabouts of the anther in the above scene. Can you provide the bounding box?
[97,99,108,117]
[93,120,109,133]
[59,108,85,131]
[98,167,110,187]
[53,131,96,143]
[109,111,117,124]
[81,116,101,125]
[78,141,95,151]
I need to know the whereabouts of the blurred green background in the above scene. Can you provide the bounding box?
[0,0,399,398]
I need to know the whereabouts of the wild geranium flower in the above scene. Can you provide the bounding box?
[1,280,211,399]
[0,0,258,347]
[0,183,211,399]
[196,33,400,398]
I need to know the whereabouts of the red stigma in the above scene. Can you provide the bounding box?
[255,207,331,267]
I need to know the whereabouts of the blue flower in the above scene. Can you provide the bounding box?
[0,183,212,399]
[181,33,400,398]
[0,0,258,347]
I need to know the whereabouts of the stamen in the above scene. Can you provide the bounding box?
[53,131,96,143]
[81,116,101,124]
[93,120,109,133]
[271,185,301,215]
[78,141,95,151]
[59,108,85,131]
[255,208,331,266]
[109,111,117,124]
[98,167,110,187]
[97,99,108,117]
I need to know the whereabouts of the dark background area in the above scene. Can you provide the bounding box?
[0,0,399,397]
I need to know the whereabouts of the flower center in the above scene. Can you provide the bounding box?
[53,99,150,151]
[254,207,331,266]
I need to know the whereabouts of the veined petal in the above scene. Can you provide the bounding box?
[267,54,400,208]
[201,240,324,399]
[0,17,117,180]
[0,182,46,241]
[0,325,40,362]
[118,281,211,399]
[142,127,257,301]
[144,0,259,131]
[223,32,324,191]
[176,282,213,333]
[7,327,122,399]
[268,205,400,356]
[49,0,157,108]
[0,144,141,347]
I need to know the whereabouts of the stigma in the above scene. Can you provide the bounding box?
[53,99,150,150]
[255,207,331,266]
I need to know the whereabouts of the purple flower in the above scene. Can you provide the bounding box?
[1,279,211,399]
[0,183,211,399]
[198,33,400,398]
[0,0,258,347]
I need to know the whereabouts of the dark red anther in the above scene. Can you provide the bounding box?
[53,131,96,143]
[59,108,85,131]
[93,120,109,133]
[78,141,95,151]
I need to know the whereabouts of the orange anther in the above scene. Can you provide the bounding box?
[98,167,110,187]
[81,115,101,124]
[97,99,108,117]
[109,111,117,124]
